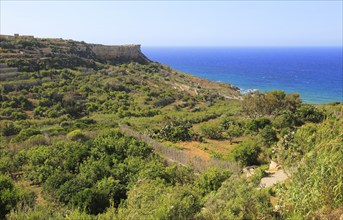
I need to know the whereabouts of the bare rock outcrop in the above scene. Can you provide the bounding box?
[92,44,150,64]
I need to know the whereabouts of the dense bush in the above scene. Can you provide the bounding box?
[200,122,223,139]
[226,122,243,144]
[195,168,231,195]
[11,128,41,143]
[23,130,155,214]
[24,134,49,146]
[229,139,261,166]
[1,123,21,136]
[277,119,341,168]
[259,125,278,147]
[242,90,301,117]
[199,176,274,219]
[10,111,28,120]
[245,117,271,133]
[273,110,303,129]
[153,96,175,107]
[117,179,201,219]
[66,129,88,141]
[296,105,325,123]
[1,98,32,111]
[147,121,192,142]
[0,175,18,218]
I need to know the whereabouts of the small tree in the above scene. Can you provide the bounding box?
[297,105,324,123]
[1,123,20,136]
[200,123,223,140]
[245,118,271,133]
[242,90,302,117]
[151,121,192,142]
[259,125,278,147]
[0,175,18,218]
[195,168,231,195]
[230,139,261,166]
[227,123,243,144]
[67,129,88,142]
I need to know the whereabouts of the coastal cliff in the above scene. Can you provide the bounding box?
[0,34,150,71]
[92,44,150,64]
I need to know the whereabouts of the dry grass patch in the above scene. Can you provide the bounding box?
[175,137,244,160]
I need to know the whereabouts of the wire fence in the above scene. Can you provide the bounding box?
[120,125,241,174]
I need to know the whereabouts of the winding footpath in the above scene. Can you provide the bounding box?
[260,161,290,188]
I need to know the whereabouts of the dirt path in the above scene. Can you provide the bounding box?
[260,169,289,188]
[259,161,289,188]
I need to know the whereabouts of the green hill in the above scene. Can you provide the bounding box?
[0,35,342,219]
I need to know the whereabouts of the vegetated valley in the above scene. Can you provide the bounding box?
[0,35,342,219]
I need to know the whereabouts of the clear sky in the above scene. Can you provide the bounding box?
[1,1,342,47]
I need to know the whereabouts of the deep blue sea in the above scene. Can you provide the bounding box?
[142,47,342,104]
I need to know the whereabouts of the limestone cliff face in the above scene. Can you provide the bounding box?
[91,44,150,64]
[0,34,151,65]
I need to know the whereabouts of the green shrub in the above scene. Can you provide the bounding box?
[147,121,192,142]
[78,118,96,125]
[242,90,301,117]
[277,119,341,168]
[153,96,175,107]
[230,139,261,166]
[7,204,66,220]
[11,128,41,143]
[10,111,27,120]
[200,122,223,139]
[259,125,278,147]
[245,118,271,133]
[1,123,21,136]
[25,134,49,146]
[24,130,155,215]
[67,129,88,141]
[220,116,233,130]
[60,121,73,127]
[70,188,109,215]
[0,174,18,218]
[199,175,274,219]
[297,105,325,123]
[273,111,303,129]
[117,179,201,220]
[195,168,231,195]
[227,122,243,144]
[0,154,16,174]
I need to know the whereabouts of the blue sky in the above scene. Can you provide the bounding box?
[1,1,342,47]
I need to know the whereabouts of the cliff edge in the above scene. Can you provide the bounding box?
[92,44,150,64]
[0,34,151,71]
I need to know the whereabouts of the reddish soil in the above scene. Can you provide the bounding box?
[177,141,211,160]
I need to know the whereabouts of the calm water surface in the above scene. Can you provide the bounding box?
[143,47,342,104]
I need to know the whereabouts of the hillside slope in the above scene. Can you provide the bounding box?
[1,35,341,219]
[0,34,151,70]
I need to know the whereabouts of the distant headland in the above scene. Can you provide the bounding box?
[0,34,151,66]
